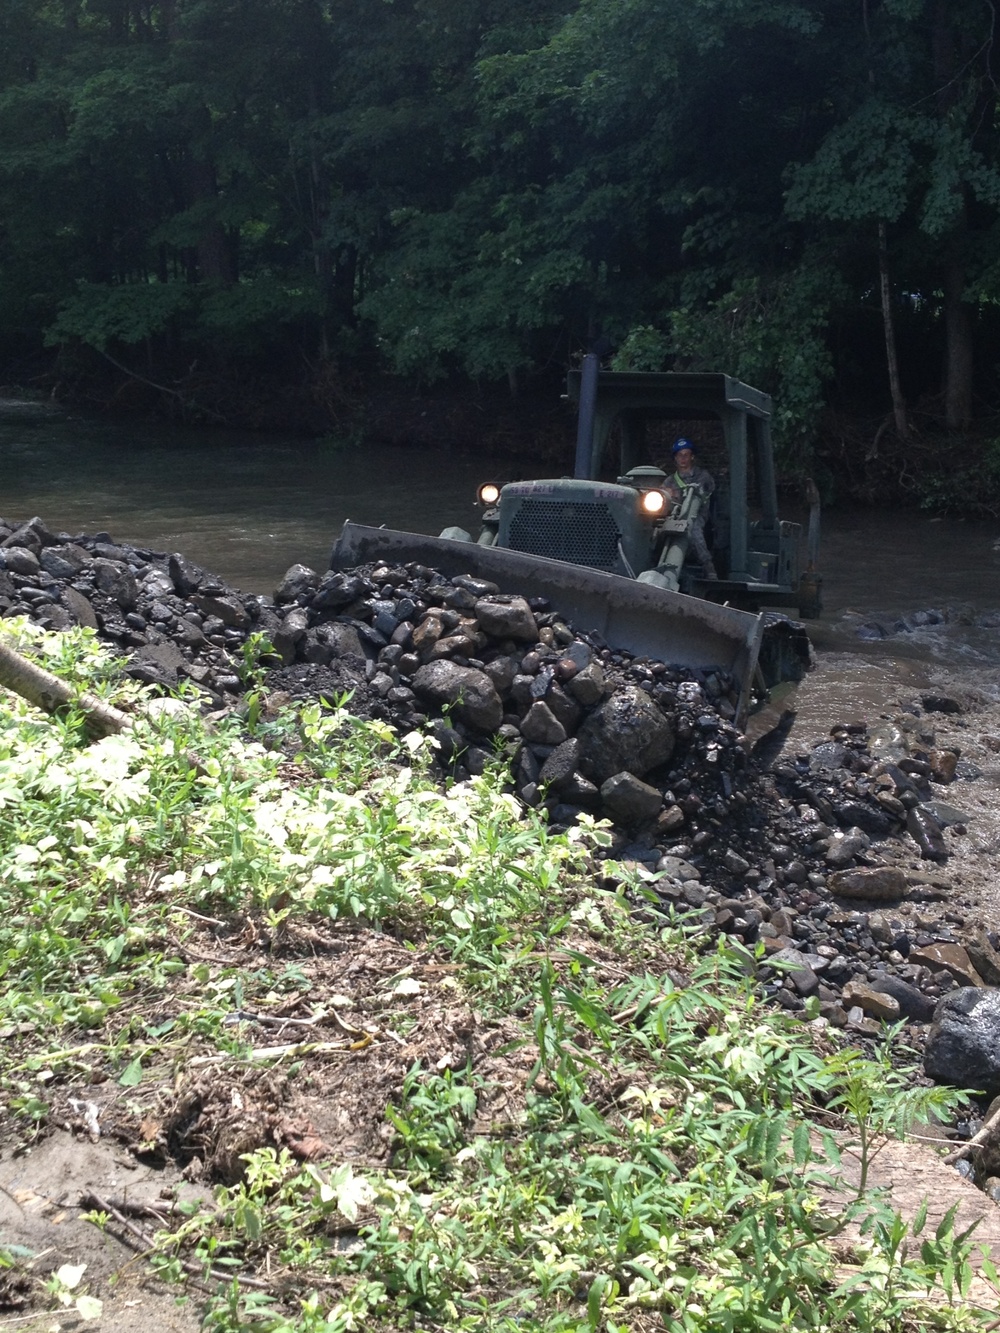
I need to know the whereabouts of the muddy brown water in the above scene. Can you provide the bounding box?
[3,399,1000,733]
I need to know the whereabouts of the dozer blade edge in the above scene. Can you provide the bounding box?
[330,521,770,725]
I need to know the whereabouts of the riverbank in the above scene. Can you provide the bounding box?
[2,521,1000,1326]
[0,618,993,1332]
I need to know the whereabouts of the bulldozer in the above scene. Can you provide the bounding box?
[330,368,818,723]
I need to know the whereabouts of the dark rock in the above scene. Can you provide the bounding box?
[925,989,1000,1095]
[520,702,567,745]
[61,586,99,630]
[921,695,963,714]
[168,553,206,596]
[538,739,581,795]
[577,685,675,783]
[274,564,320,604]
[861,974,935,1023]
[127,641,188,688]
[411,660,503,732]
[599,771,663,825]
[311,572,367,611]
[906,806,948,861]
[474,595,538,642]
[193,593,250,629]
[92,558,138,609]
[828,866,908,900]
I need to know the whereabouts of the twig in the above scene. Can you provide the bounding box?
[168,905,228,928]
[188,1037,364,1067]
[943,1101,1000,1165]
[79,1191,271,1292]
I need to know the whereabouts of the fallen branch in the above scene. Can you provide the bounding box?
[0,637,132,738]
[0,633,247,779]
[79,1191,271,1292]
[943,1101,1000,1166]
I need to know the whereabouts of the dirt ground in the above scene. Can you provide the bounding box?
[5,638,1000,1326]
[0,913,637,1328]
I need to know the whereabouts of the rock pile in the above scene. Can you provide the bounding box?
[5,515,1000,1110]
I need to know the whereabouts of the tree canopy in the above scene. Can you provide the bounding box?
[1,0,999,464]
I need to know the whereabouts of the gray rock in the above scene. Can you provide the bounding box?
[274,564,320,604]
[925,988,1000,1095]
[657,854,700,882]
[474,595,538,643]
[544,682,582,733]
[92,558,138,609]
[599,771,663,825]
[484,654,517,695]
[768,947,820,996]
[538,739,581,795]
[194,593,250,629]
[828,866,908,900]
[411,660,503,733]
[60,586,99,630]
[577,685,675,783]
[272,607,309,663]
[40,545,90,579]
[566,661,605,706]
[452,575,499,598]
[825,832,870,867]
[1,546,40,575]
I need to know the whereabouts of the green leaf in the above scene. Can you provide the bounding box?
[118,1058,143,1087]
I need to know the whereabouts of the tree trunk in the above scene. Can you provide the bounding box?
[933,0,975,431]
[943,256,974,430]
[877,221,909,439]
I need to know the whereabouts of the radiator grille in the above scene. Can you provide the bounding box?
[507,500,621,571]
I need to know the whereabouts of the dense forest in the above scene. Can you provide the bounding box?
[1,0,999,501]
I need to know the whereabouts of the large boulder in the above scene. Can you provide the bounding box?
[924,988,1000,1095]
[411,661,503,733]
[576,685,675,783]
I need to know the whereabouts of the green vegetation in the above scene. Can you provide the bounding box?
[1,2,1000,474]
[1,622,998,1330]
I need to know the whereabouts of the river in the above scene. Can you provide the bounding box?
[2,399,999,708]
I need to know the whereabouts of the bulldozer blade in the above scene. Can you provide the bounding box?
[330,522,769,723]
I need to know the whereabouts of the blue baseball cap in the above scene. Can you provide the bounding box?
[672,438,695,455]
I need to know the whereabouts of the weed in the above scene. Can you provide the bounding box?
[0,625,990,1333]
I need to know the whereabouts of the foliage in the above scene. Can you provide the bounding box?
[0,623,993,1332]
[3,0,1000,472]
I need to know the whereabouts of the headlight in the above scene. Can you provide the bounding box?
[641,489,666,515]
[478,482,500,505]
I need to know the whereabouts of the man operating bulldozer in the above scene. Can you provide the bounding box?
[666,438,718,580]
